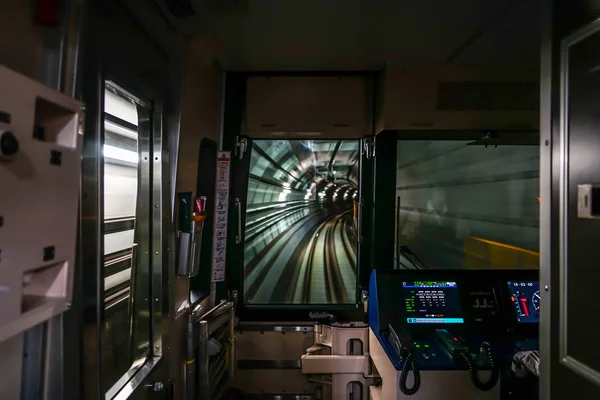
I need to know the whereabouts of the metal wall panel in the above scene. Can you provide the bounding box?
[234,329,316,395]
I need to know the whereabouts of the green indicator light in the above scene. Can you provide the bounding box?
[416,345,421,348]
[424,344,430,348]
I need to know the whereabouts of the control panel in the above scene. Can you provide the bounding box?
[369,269,539,396]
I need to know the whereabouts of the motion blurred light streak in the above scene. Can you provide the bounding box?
[243,139,360,304]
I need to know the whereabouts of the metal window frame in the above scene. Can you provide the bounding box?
[104,84,167,400]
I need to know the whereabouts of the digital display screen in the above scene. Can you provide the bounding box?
[402,281,464,324]
[507,281,540,323]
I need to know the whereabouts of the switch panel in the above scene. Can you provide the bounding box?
[0,66,82,342]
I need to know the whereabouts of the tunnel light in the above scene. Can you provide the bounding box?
[283,189,291,194]
[104,144,138,164]
[282,182,291,188]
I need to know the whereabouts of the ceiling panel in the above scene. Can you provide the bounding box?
[159,0,540,71]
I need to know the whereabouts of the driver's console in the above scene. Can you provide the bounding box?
[368,269,539,400]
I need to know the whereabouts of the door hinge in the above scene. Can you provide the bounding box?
[363,137,375,159]
[235,136,248,160]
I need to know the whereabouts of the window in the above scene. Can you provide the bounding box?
[243,139,360,304]
[394,140,539,270]
[102,83,154,395]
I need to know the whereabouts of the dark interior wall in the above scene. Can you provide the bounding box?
[0,0,47,83]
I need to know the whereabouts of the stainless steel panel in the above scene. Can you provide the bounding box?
[21,324,46,399]
[539,2,552,398]
[0,334,24,399]
[151,105,164,358]
[239,325,314,332]
[81,49,104,400]
[110,357,163,400]
[234,369,316,396]
[241,396,315,400]
[237,360,302,369]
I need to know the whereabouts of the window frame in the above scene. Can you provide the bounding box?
[101,80,167,399]
[227,136,371,322]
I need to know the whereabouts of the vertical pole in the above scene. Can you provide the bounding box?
[396,196,401,269]
[197,321,210,399]
[227,309,235,382]
[183,314,196,400]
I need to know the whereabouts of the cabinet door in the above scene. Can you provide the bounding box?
[245,76,368,136]
[544,7,600,400]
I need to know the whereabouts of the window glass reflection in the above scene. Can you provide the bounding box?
[395,140,539,270]
[102,83,150,394]
[243,139,360,304]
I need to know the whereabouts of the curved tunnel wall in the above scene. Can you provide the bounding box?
[396,140,539,270]
[242,139,360,305]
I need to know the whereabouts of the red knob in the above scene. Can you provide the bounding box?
[194,196,207,213]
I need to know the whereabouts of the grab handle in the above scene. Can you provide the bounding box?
[235,198,242,244]
[357,199,364,243]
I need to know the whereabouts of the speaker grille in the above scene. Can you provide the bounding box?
[436,81,539,112]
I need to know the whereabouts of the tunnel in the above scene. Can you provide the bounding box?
[242,139,360,305]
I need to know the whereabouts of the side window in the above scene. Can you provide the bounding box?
[394,140,540,270]
[243,139,359,305]
[102,83,154,395]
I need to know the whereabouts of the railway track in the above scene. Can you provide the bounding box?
[293,211,357,304]
[242,205,358,305]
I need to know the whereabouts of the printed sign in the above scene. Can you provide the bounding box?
[211,151,231,282]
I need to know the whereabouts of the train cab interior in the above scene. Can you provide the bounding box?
[1,0,600,399]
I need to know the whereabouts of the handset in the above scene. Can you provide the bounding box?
[388,323,413,356]
[388,324,420,396]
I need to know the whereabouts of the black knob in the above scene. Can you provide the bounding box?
[0,131,19,158]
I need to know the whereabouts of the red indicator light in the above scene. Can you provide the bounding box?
[453,337,458,341]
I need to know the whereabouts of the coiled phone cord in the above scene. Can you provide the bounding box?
[399,348,421,396]
[460,342,499,391]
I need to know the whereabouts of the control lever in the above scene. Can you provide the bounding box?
[389,324,420,396]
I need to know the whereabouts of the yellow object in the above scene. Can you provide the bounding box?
[184,358,196,365]
[464,236,539,269]
[192,211,207,222]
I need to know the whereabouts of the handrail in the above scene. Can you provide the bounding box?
[185,300,236,400]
